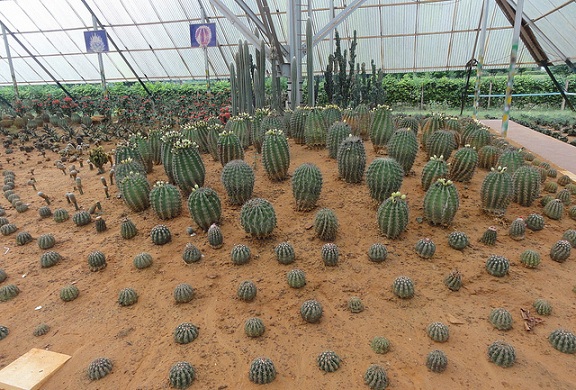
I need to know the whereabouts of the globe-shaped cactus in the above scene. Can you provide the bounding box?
[291,163,323,211]
[447,232,469,250]
[72,210,92,227]
[508,217,526,240]
[37,233,56,250]
[520,249,541,269]
[287,269,306,288]
[231,244,251,265]
[240,198,276,239]
[449,145,478,182]
[512,166,541,207]
[173,323,199,344]
[421,155,448,191]
[187,186,221,232]
[248,357,276,385]
[479,226,498,246]
[444,269,462,291]
[120,217,138,239]
[370,336,390,354]
[60,284,79,302]
[548,329,576,354]
[314,208,338,241]
[171,139,206,194]
[221,160,255,205]
[149,181,182,220]
[0,223,18,236]
[387,128,419,174]
[392,276,414,299]
[169,361,196,389]
[377,192,409,239]
[40,251,62,268]
[550,240,571,263]
[348,296,364,313]
[207,224,223,249]
[533,299,552,316]
[151,224,171,245]
[543,198,564,220]
[0,284,20,302]
[118,287,138,306]
[317,350,341,373]
[275,242,295,265]
[174,283,195,303]
[426,350,448,373]
[562,230,576,247]
[38,206,52,219]
[366,157,404,202]
[87,357,113,381]
[53,208,69,223]
[525,213,545,231]
[15,231,32,246]
[481,166,514,216]
[119,172,150,212]
[87,251,107,272]
[427,322,449,342]
[327,121,352,158]
[415,238,436,259]
[244,317,265,338]
[337,135,366,183]
[364,364,389,390]
[300,299,323,323]
[368,243,388,263]
[487,341,516,367]
[237,280,257,302]
[33,323,50,337]
[321,243,339,266]
[485,255,509,277]
[133,252,153,270]
[182,243,202,264]
[489,308,513,331]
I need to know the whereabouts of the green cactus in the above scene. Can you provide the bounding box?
[547,167,558,178]
[149,181,182,220]
[466,126,492,150]
[248,357,276,385]
[392,275,414,299]
[207,224,223,249]
[240,198,276,239]
[161,130,183,183]
[231,244,251,265]
[118,287,138,306]
[87,357,113,381]
[512,166,541,207]
[174,323,199,344]
[262,129,290,181]
[423,179,459,226]
[33,323,50,337]
[60,284,79,302]
[548,329,576,354]
[540,194,554,206]
[421,155,448,191]
[317,351,341,373]
[485,255,509,277]
[115,142,145,169]
[119,172,151,212]
[525,213,545,231]
[314,208,338,241]
[496,149,524,174]
[72,210,92,227]
[114,157,147,185]
[322,105,342,127]
[364,364,389,390]
[426,350,448,373]
[148,128,163,165]
[304,108,328,148]
[543,181,558,193]
[88,146,109,173]
[171,139,205,194]
[533,299,552,316]
[415,238,436,259]
[221,160,255,206]
[489,308,513,330]
[337,135,366,183]
[275,242,295,265]
[447,232,469,250]
[563,230,576,247]
[94,217,107,233]
[0,284,19,302]
[550,240,571,262]
[444,269,463,291]
[16,231,32,246]
[366,157,404,202]
[487,341,516,367]
[120,217,138,239]
[479,226,498,245]
[508,217,526,240]
[478,145,501,170]
[244,317,265,338]
[182,243,202,264]
[481,166,513,216]
[169,361,196,389]
[287,269,306,288]
[449,145,478,182]
[217,130,244,167]
[368,243,388,263]
[544,198,565,220]
[133,252,153,270]
[0,269,6,283]
[187,186,221,232]
[87,251,107,272]
[327,121,352,159]
[370,336,390,354]
[426,130,457,160]
[377,192,409,239]
[174,283,195,303]
[150,224,171,245]
[321,243,339,266]
[557,174,573,186]
[225,114,251,149]
[353,103,371,140]
[570,206,576,220]
[257,111,286,152]
[370,105,395,151]
[206,123,224,161]
[427,322,449,342]
[38,206,52,218]
[301,299,323,323]
[387,128,419,174]
[556,188,571,206]
[520,249,541,268]
[291,163,322,211]
[290,107,310,145]
[40,251,61,268]
[237,280,257,301]
[0,223,17,236]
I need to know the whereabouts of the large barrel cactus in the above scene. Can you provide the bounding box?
[217,130,244,167]
[421,114,446,148]
[449,145,478,182]
[326,121,352,159]
[206,123,224,161]
[187,186,222,231]
[262,129,290,181]
[119,172,150,212]
[466,126,492,150]
[115,141,145,168]
[377,192,409,239]
[171,139,205,195]
[186,121,210,153]
[240,198,277,238]
[387,128,419,174]
[481,166,514,216]
[292,163,323,211]
[257,110,285,153]
[352,103,371,140]
[226,113,251,149]
[149,181,182,220]
[370,105,395,151]
[304,108,328,148]
[496,148,524,174]
[114,158,147,184]
[423,179,459,226]
[366,157,404,202]
[160,130,183,183]
[512,165,541,207]
[337,135,366,184]
[290,106,310,145]
[421,155,448,191]
[221,160,255,205]
[129,133,153,173]
[148,128,163,165]
[478,145,501,170]
[426,129,457,160]
[322,104,342,127]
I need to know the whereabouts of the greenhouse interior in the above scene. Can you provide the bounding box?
[0,1,576,389]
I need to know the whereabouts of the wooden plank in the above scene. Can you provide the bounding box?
[0,348,71,390]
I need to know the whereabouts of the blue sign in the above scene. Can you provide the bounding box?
[190,23,216,48]
[84,30,109,53]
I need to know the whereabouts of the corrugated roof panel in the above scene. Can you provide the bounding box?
[381,36,416,72]
[381,3,417,36]
[417,1,457,35]
[415,34,451,70]
[115,0,160,24]
[447,31,479,68]
[101,52,133,81]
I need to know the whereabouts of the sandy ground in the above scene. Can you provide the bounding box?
[0,125,575,390]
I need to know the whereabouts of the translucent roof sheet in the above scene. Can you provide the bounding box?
[0,0,575,85]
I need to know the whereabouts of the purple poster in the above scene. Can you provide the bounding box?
[84,30,109,53]
[190,23,217,48]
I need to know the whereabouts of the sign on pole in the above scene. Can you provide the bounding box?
[190,23,217,48]
[84,30,109,53]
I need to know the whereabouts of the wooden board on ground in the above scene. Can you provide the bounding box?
[0,348,71,390]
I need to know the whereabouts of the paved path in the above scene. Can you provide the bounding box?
[480,119,576,179]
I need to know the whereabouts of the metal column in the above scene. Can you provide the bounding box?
[198,0,211,94]
[92,15,107,95]
[287,0,302,107]
[1,21,19,99]
[473,0,490,119]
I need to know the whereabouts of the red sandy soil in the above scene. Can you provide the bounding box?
[0,127,575,389]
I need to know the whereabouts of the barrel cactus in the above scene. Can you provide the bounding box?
[0,269,6,283]
[426,350,448,373]
[237,280,257,301]
[38,206,52,219]
[148,128,163,165]
[364,364,389,390]
[133,252,153,270]
[533,299,552,316]
[368,243,388,263]
[423,179,459,226]
[226,113,251,149]
[33,323,50,337]
[118,287,138,306]
[426,130,457,160]
[173,323,199,344]
[508,217,526,240]
[207,224,223,249]
[114,158,147,184]
[317,350,341,373]
[556,188,571,206]
[520,249,541,269]
[160,130,182,183]
[415,238,436,259]
[548,329,576,354]
[485,255,509,277]
[366,157,404,202]
[240,198,276,239]
[244,317,265,338]
[174,283,195,303]
[16,231,32,246]
[481,166,513,216]
[525,213,545,231]
[290,106,310,145]
[337,135,366,183]
[370,336,390,354]
[0,223,17,236]
[182,243,202,264]
[0,284,20,302]
[169,361,196,389]
[448,232,469,250]
[231,244,251,265]
[60,284,79,302]
[304,107,328,148]
[248,357,276,385]
[479,226,498,246]
[550,240,571,262]
[563,230,576,247]
[287,269,306,288]
[377,192,409,239]
[262,129,290,181]
[53,208,69,223]
[544,181,558,193]
[489,308,513,330]
[119,172,150,212]
[171,139,205,194]
[487,341,516,367]
[478,145,502,170]
[120,217,137,239]
[544,198,565,220]
[151,224,171,245]
[348,296,364,313]
[369,105,395,151]
[427,322,449,342]
[72,210,92,227]
[327,121,352,159]
[87,251,107,272]
[321,243,339,266]
[386,128,419,174]
[149,181,182,220]
[187,186,221,232]
[88,357,113,381]
[512,165,541,207]
[221,160,254,205]
[275,242,295,264]
[421,155,448,191]
[206,123,224,161]
[40,251,62,268]
[291,163,323,211]
[444,269,462,291]
[392,275,414,299]
[449,145,478,182]
[496,149,524,174]
[300,299,323,323]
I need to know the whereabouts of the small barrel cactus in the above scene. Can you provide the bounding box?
[262,129,290,181]
[208,223,223,249]
[118,287,138,306]
[525,213,545,231]
[133,252,153,270]
[348,296,364,313]
[60,284,80,302]
[53,208,69,223]
[72,210,92,227]
[392,276,414,299]
[187,186,221,232]
[217,130,244,166]
[88,357,113,381]
[40,251,62,268]
[0,269,6,283]
[314,208,338,241]
[327,121,352,158]
[337,135,366,183]
[287,269,306,288]
[317,350,341,373]
[426,350,448,373]
[415,238,436,259]
[364,364,389,390]
[508,217,526,240]
[33,323,50,337]
[426,129,457,159]
[540,194,554,207]
[512,166,541,207]
[244,317,265,338]
[169,361,196,389]
[449,145,478,182]
[427,322,449,342]
[37,233,56,250]
[533,299,552,316]
[550,240,571,262]
[182,243,202,264]
[240,198,276,239]
[544,198,565,220]
[120,217,138,239]
[489,308,513,330]
[291,163,323,211]
[149,181,182,220]
[387,128,419,174]
[377,192,409,239]
[16,231,32,246]
[421,155,448,191]
[444,269,462,291]
[544,181,558,193]
[0,284,20,302]
[94,217,107,233]
[548,329,576,354]
[173,323,199,344]
[151,224,171,245]
[237,280,257,302]
[321,243,339,266]
[0,223,17,236]
[556,188,572,206]
[38,206,52,218]
[221,160,255,205]
[481,166,513,216]
[479,226,497,246]
[370,336,390,354]
[562,230,576,247]
[485,255,509,277]
[487,341,516,367]
[520,250,541,269]
[275,242,295,265]
[301,299,323,323]
[368,243,388,263]
[87,251,107,272]
[448,231,469,250]
[366,157,404,202]
[248,357,276,385]
[119,172,151,212]
[231,244,251,265]
[174,283,195,303]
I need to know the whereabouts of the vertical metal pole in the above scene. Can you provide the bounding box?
[473,0,490,119]
[329,1,335,52]
[92,15,107,95]
[1,22,19,99]
[487,81,493,108]
[199,1,210,94]
[561,80,569,110]
[287,0,301,107]
[501,0,524,138]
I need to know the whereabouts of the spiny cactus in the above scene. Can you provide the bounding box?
[160,130,182,183]
[322,105,342,126]
[94,217,107,233]
[550,240,571,262]
[556,188,571,206]
[15,231,32,246]
[33,323,50,337]
[321,243,339,266]
[275,242,295,265]
[149,181,182,220]
[496,149,524,174]
[40,251,62,268]
[287,269,306,288]
[481,166,513,216]
[262,129,290,181]
[206,123,224,161]
[327,121,352,159]
[557,174,573,186]
[548,329,576,354]
[426,350,448,373]
[174,323,199,344]
[237,280,257,301]
[366,157,404,202]
[259,111,286,151]
[364,364,389,390]
[304,108,328,148]
[421,155,448,191]
[348,296,364,313]
[487,341,516,367]
[208,223,223,249]
[368,243,388,263]
[60,284,79,302]
[533,299,552,316]
[120,217,138,239]
[444,269,462,291]
[151,224,171,245]
[0,223,17,236]
[88,357,113,381]
[114,158,147,184]
[427,322,449,342]
[240,198,276,239]
[415,238,436,259]
[172,139,206,194]
[448,232,469,250]
[133,252,153,270]
[525,213,545,231]
[53,208,69,223]
[508,217,526,240]
[226,114,251,149]
[87,251,107,272]
[169,361,196,389]
[479,226,498,245]
[0,284,19,302]
[148,128,163,165]
[512,166,541,207]
[291,163,323,211]
[290,107,310,145]
[221,160,255,205]
[520,249,541,268]
[231,244,251,265]
[118,287,138,306]
[0,269,6,283]
[174,283,195,303]
[337,135,366,183]
[544,198,565,220]
[570,206,576,220]
[478,145,501,170]
[119,172,151,212]
[187,186,221,232]
[248,357,276,385]
[217,130,244,167]
[392,275,414,299]
[317,350,341,373]
[563,230,576,247]
[72,210,92,227]
[544,181,558,193]
[301,299,323,323]
[370,336,390,354]
[426,130,457,160]
[38,206,52,218]
[387,128,419,174]
[244,317,265,338]
[489,308,513,330]
[182,243,202,264]
[377,192,409,239]
[485,255,509,277]
[423,178,459,226]
[370,105,395,151]
[449,145,478,182]
[314,208,338,241]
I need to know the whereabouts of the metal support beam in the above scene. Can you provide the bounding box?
[473,0,491,118]
[199,0,211,93]
[257,0,288,63]
[0,20,75,101]
[540,62,575,112]
[312,0,368,47]
[92,15,107,95]
[234,0,268,39]
[1,21,19,99]
[287,0,301,106]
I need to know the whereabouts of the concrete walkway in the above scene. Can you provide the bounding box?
[480,119,576,179]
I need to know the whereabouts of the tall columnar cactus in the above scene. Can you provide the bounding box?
[221,160,255,205]
[290,107,310,145]
[496,149,524,174]
[262,129,290,181]
[377,192,409,239]
[370,105,394,151]
[240,198,277,238]
[171,139,205,195]
[217,130,244,167]
[149,181,182,220]
[449,145,478,182]
[481,166,513,216]
[292,163,323,211]
[304,108,328,148]
[226,113,252,149]
[478,145,502,170]
[426,130,457,160]
[148,128,163,165]
[306,18,314,106]
[337,135,366,184]
[387,128,419,174]
[366,157,404,202]
[187,186,221,232]
[423,179,459,226]
[326,121,352,159]
[160,130,183,183]
[421,155,448,191]
[512,165,541,207]
[119,172,150,212]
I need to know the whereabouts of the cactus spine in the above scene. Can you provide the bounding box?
[481,167,513,216]
[423,179,459,226]
[366,157,404,202]
[187,186,221,232]
[221,160,255,205]
[149,181,182,220]
[262,129,290,181]
[337,135,366,183]
[387,128,419,174]
[291,163,323,211]
[377,192,409,239]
